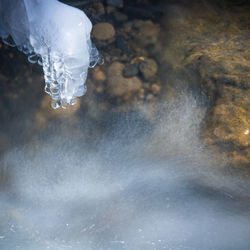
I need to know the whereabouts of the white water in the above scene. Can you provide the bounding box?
[0,93,250,250]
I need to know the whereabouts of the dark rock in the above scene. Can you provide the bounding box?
[107,0,123,8]
[116,38,130,52]
[93,2,105,15]
[107,62,142,97]
[123,64,139,78]
[139,58,158,80]
[113,11,128,22]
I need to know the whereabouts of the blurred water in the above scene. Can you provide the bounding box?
[0,89,250,250]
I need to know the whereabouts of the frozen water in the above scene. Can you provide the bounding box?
[0,0,100,108]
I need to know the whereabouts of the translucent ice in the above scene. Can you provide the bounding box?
[0,0,101,108]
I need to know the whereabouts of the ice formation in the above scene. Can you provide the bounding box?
[0,0,102,108]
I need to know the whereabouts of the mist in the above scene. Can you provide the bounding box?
[0,89,250,250]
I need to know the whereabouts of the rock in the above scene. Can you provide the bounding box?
[204,85,250,166]
[133,20,145,29]
[146,93,154,101]
[206,85,250,148]
[123,63,139,78]
[93,2,105,15]
[92,67,106,82]
[95,85,104,93]
[151,84,161,95]
[138,20,160,37]
[116,38,130,52]
[158,1,250,167]
[107,0,123,8]
[110,48,122,57]
[113,11,128,22]
[92,23,115,41]
[0,74,8,83]
[139,58,158,80]
[106,6,116,14]
[107,62,142,96]
[123,21,133,32]
[137,88,145,99]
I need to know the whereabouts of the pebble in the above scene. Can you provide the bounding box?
[106,6,116,14]
[96,85,104,93]
[92,23,116,41]
[151,84,161,95]
[139,58,158,80]
[116,38,130,52]
[107,0,124,8]
[123,21,133,32]
[93,2,105,15]
[137,88,145,99]
[92,67,106,82]
[113,11,128,22]
[107,62,142,96]
[123,63,139,77]
[138,20,160,37]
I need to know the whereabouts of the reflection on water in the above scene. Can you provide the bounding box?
[0,0,250,249]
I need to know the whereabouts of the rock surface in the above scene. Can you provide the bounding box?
[123,63,139,78]
[139,58,158,80]
[92,22,116,41]
[107,62,142,97]
[160,1,250,167]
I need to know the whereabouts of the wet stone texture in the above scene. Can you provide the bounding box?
[0,0,249,170]
[157,0,250,168]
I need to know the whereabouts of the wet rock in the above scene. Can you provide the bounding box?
[139,58,158,80]
[0,74,8,83]
[131,20,160,46]
[116,38,130,52]
[137,88,145,99]
[123,63,139,78]
[110,48,122,57]
[93,2,105,15]
[205,85,250,150]
[123,21,133,32]
[106,5,116,14]
[137,20,160,37]
[107,62,142,96]
[95,84,104,94]
[92,22,115,41]
[92,67,106,82]
[151,84,161,95]
[107,0,123,8]
[159,1,250,167]
[113,11,128,22]
[146,93,154,101]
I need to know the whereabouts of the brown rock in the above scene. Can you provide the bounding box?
[92,23,115,41]
[92,67,106,82]
[93,2,105,15]
[139,58,158,80]
[204,85,250,166]
[151,84,161,95]
[138,20,160,37]
[113,11,128,22]
[106,6,116,14]
[107,62,142,96]
[137,88,145,99]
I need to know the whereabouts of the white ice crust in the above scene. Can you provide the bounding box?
[0,0,101,108]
